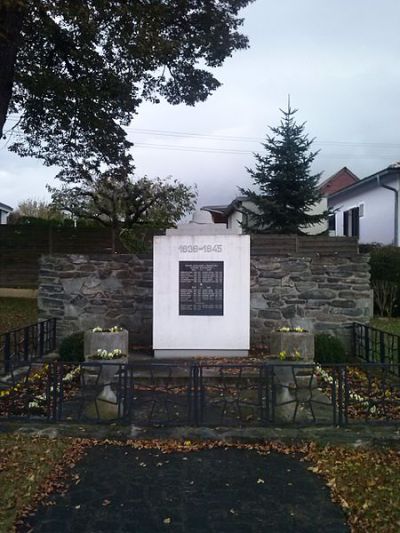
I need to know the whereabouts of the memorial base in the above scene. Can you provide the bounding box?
[154,349,248,359]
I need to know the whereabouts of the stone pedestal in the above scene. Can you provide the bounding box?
[270,332,314,361]
[84,329,129,359]
[270,361,304,385]
[83,357,127,421]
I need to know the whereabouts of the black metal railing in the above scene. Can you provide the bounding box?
[353,322,400,375]
[1,360,399,427]
[0,318,57,374]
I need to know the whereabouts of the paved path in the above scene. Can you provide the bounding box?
[24,447,348,533]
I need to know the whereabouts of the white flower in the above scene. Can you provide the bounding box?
[63,366,81,382]
[92,326,103,332]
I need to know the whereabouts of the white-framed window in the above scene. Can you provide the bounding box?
[358,203,365,217]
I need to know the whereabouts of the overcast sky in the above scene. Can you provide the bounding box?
[1,0,400,211]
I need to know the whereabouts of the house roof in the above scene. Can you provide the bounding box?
[202,164,400,214]
[319,167,359,196]
[329,163,400,200]
[0,202,13,212]
[201,204,228,215]
[202,196,247,218]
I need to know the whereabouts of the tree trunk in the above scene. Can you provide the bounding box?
[0,4,25,137]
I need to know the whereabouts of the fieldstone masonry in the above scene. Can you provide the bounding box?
[250,254,372,349]
[39,252,372,351]
[39,254,153,345]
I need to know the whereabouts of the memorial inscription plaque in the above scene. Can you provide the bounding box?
[179,261,224,316]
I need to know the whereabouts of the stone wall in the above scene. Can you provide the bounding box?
[39,252,372,350]
[250,254,372,349]
[39,254,153,345]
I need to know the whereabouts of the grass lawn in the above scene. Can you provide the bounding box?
[0,434,70,532]
[370,317,400,336]
[0,298,37,334]
[0,436,399,532]
[307,444,400,532]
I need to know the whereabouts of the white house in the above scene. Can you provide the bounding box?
[0,202,12,224]
[201,168,363,235]
[202,196,328,235]
[328,163,400,245]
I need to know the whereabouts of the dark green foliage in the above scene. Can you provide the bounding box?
[314,334,346,364]
[59,332,84,363]
[240,104,328,234]
[369,246,400,284]
[7,216,74,227]
[49,175,197,232]
[1,1,251,172]
[367,245,400,317]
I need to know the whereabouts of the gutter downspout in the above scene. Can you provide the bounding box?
[377,174,399,246]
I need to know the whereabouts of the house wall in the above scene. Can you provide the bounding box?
[300,196,328,235]
[329,175,399,244]
[39,251,372,352]
[0,210,8,224]
[227,200,255,231]
[227,199,328,235]
[227,210,242,231]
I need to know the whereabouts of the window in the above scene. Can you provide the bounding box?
[359,203,365,217]
[328,214,336,232]
[343,207,359,237]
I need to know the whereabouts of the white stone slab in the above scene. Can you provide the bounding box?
[153,232,250,358]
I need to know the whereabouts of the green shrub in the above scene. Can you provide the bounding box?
[59,332,85,362]
[314,334,346,364]
[368,246,400,317]
[369,245,400,283]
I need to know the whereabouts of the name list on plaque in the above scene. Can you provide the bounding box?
[179,261,224,316]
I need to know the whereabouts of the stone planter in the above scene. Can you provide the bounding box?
[270,331,314,361]
[270,360,304,386]
[84,329,129,360]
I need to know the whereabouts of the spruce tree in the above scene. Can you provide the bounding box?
[240,103,327,234]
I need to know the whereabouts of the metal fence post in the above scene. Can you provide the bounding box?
[190,364,200,426]
[52,318,57,350]
[379,330,386,364]
[397,337,400,377]
[39,322,45,358]
[264,364,273,425]
[3,333,11,374]
[337,366,344,426]
[50,363,59,422]
[364,324,370,362]
[351,323,357,359]
[23,326,30,362]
